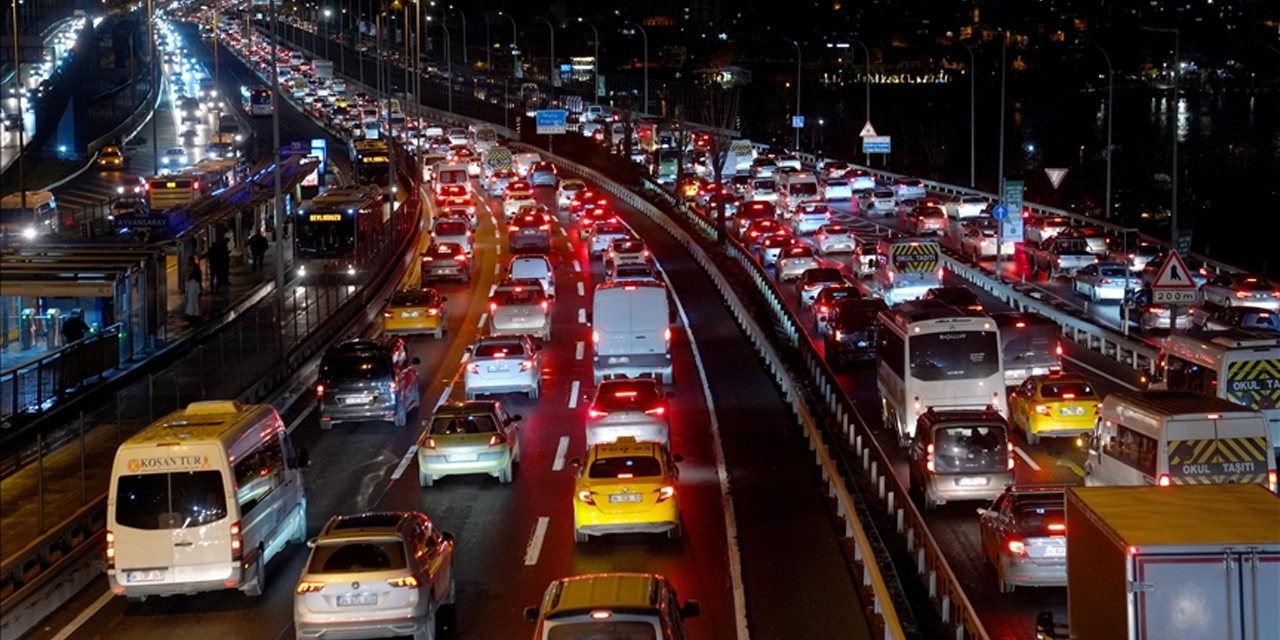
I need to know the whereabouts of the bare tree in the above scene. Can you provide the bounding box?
[698,82,742,239]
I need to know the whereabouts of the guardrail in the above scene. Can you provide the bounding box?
[519,142,911,640]
[0,325,121,427]
[0,153,423,639]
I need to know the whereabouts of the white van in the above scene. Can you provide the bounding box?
[592,281,672,384]
[1085,390,1276,492]
[514,151,542,178]
[0,190,57,237]
[509,254,555,298]
[107,401,309,601]
[779,171,821,216]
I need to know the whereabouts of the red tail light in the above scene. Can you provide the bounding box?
[386,576,419,588]
[423,255,434,262]
[230,521,243,562]
[489,302,497,313]
[1268,470,1277,492]
[1235,291,1251,299]
[520,360,534,371]
[421,437,437,450]
[664,328,672,342]
[296,581,325,594]
[1056,344,1063,356]
[540,300,549,311]
[488,434,506,447]
[383,310,393,319]
[587,408,607,418]
[656,486,676,502]
[1008,441,1016,470]
[1158,474,1171,486]
[1035,404,1050,415]
[105,530,116,569]
[577,490,596,505]
[592,330,600,343]
[925,443,935,473]
[644,406,666,417]
[1048,523,1066,533]
[1007,540,1028,556]
[466,363,478,373]
[427,308,439,316]
[454,254,467,262]
[315,384,324,398]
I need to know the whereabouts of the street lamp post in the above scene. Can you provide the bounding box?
[147,0,158,179]
[576,17,599,99]
[624,20,647,114]
[448,5,466,66]
[11,0,26,220]
[849,38,871,165]
[786,39,801,150]
[323,9,331,62]
[957,39,975,188]
[497,11,518,78]
[1143,26,1180,249]
[532,16,555,86]
[996,31,1007,272]
[1082,36,1114,220]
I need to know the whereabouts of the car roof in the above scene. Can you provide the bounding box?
[543,573,663,617]
[433,400,500,416]
[321,512,413,538]
[591,436,663,460]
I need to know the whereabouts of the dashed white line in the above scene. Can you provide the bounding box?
[552,436,570,471]
[477,312,488,329]
[577,282,585,296]
[575,341,584,360]
[496,245,502,255]
[523,517,550,566]
[1015,446,1042,471]
[494,264,500,275]
[568,380,580,409]
[559,227,568,236]
[572,260,582,272]
[493,230,500,240]
[459,351,470,363]
[434,386,453,410]
[48,589,113,640]
[488,284,497,297]
[390,445,419,480]
[577,308,586,324]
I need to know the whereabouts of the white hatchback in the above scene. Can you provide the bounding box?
[465,335,543,399]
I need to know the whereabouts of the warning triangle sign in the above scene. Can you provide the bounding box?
[1151,252,1198,290]
[859,121,877,137]
[1045,168,1068,189]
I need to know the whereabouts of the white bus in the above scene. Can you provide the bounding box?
[876,300,1007,446]
[107,401,308,601]
[241,85,272,117]
[872,238,943,306]
[1155,329,1280,460]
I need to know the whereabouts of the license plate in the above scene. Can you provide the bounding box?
[340,395,374,405]
[522,229,537,235]
[337,593,379,607]
[609,493,643,503]
[607,356,630,364]
[400,311,421,318]
[488,365,509,372]
[1045,546,1066,558]
[126,569,166,583]
[447,453,479,462]
[1059,407,1085,416]
[956,477,989,487]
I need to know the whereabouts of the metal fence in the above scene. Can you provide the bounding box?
[0,325,121,427]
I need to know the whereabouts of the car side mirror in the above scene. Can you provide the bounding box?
[412,357,421,365]
[510,414,522,422]
[569,457,582,468]
[289,448,310,469]
[680,600,701,618]
[440,530,455,542]
[672,454,684,463]
[523,606,539,622]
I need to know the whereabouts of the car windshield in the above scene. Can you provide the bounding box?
[1040,382,1096,399]
[435,222,467,235]
[308,540,407,573]
[822,225,848,234]
[805,268,844,284]
[1238,279,1275,291]
[474,341,527,358]
[321,354,391,382]
[547,622,658,640]
[588,455,663,479]
[391,292,436,307]
[594,382,663,412]
[430,415,498,434]
[494,288,545,306]
[1011,499,1066,537]
[1098,266,1130,278]
[595,224,627,236]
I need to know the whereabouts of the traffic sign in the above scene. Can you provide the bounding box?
[1001,180,1025,242]
[992,204,1008,220]
[112,212,168,229]
[862,135,891,154]
[536,109,567,135]
[1045,168,1068,189]
[859,121,877,137]
[1150,252,1197,290]
[792,115,805,129]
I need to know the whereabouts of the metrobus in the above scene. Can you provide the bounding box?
[876,300,1007,446]
[294,186,386,281]
[872,238,943,305]
[241,85,272,117]
[1154,329,1280,459]
[145,174,203,212]
[350,139,392,187]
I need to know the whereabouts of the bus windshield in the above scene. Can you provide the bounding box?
[297,215,354,258]
[909,331,1000,381]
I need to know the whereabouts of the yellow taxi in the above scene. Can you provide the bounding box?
[96,145,125,170]
[523,573,700,639]
[382,287,447,338]
[1008,373,1100,445]
[570,436,682,542]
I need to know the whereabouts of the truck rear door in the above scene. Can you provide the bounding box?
[1134,549,1280,640]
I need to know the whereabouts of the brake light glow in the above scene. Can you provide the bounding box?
[591,611,613,620]
[520,359,534,371]
[296,581,326,594]
[656,486,676,502]
[1206,414,1221,420]
[577,490,596,505]
[1056,344,1063,356]
[1269,470,1277,493]
[106,531,116,568]
[1035,404,1050,415]
[383,310,393,318]
[664,328,672,342]
[315,384,324,398]
[489,302,497,313]
[488,434,506,447]
[587,408,607,418]
[1048,523,1066,532]
[1236,291,1251,299]
[466,363,478,373]
[925,443,935,473]
[1007,442,1016,470]
[1063,393,1076,400]
[644,406,666,416]
[1158,474,1171,486]
[592,330,600,343]
[230,521,243,561]
[386,576,420,588]
[1008,540,1028,556]
[422,437,437,449]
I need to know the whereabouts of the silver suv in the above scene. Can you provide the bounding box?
[317,338,421,428]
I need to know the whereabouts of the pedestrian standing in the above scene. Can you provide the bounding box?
[247,231,269,271]
[208,238,231,292]
[61,308,90,343]
[184,258,203,319]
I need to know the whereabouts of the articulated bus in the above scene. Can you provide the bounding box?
[1155,329,1280,460]
[294,186,386,280]
[350,139,392,187]
[241,85,272,117]
[877,300,1008,446]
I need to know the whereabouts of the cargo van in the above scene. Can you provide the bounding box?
[513,151,542,178]
[778,170,821,216]
[107,401,309,601]
[1085,390,1277,491]
[591,281,673,384]
[990,311,1062,386]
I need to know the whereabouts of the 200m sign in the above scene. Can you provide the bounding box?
[1152,289,1197,303]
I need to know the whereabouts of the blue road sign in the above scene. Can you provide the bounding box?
[792,115,805,129]
[992,204,1008,220]
[536,110,568,135]
[861,135,891,154]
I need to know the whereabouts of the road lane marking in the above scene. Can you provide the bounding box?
[496,244,502,255]
[552,436,570,471]
[1015,446,1042,471]
[577,282,585,296]
[49,589,113,640]
[390,445,419,480]
[287,402,318,434]
[493,229,500,239]
[559,227,568,236]
[494,264,500,275]
[477,312,488,329]
[568,380,580,409]
[488,284,497,297]
[573,260,581,272]
[1058,457,1086,478]
[657,258,751,640]
[523,517,550,566]
[575,341,584,360]
[577,308,586,324]
[434,386,453,410]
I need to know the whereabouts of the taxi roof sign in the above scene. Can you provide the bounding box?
[1150,252,1198,290]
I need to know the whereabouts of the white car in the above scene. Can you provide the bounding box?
[589,222,630,258]
[464,335,542,399]
[795,267,848,307]
[508,255,556,298]
[949,195,987,219]
[585,378,672,447]
[891,177,927,200]
[865,189,897,217]
[1071,263,1144,302]
[822,179,853,202]
[791,203,833,235]
[958,227,1016,259]
[848,171,876,191]
[775,245,821,282]
[814,223,856,254]
[1199,274,1280,311]
[431,218,473,256]
[557,179,586,209]
[503,189,536,219]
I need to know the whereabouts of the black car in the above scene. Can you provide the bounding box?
[317,338,421,428]
[825,298,888,368]
[508,209,552,253]
[923,286,983,312]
